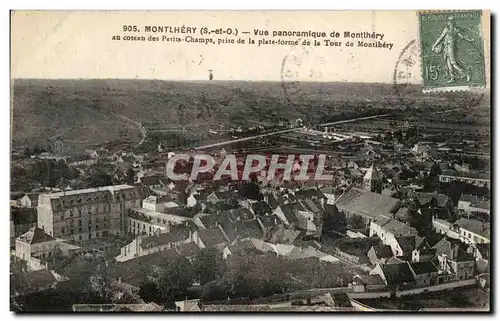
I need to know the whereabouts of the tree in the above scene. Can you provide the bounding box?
[126,168,135,185]
[156,257,196,306]
[238,181,263,201]
[193,248,223,286]
[347,214,365,230]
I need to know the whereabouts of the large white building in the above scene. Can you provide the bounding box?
[37,185,144,241]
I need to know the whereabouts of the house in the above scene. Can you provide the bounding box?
[391,235,424,258]
[351,274,386,292]
[20,193,40,208]
[187,192,209,210]
[195,227,228,251]
[433,238,475,283]
[295,188,327,203]
[367,245,393,266]
[222,239,261,259]
[467,243,490,274]
[116,226,192,261]
[453,218,490,244]
[438,171,490,189]
[266,224,301,244]
[319,186,336,204]
[411,248,436,263]
[207,191,235,204]
[139,175,168,190]
[369,216,419,258]
[370,262,415,289]
[331,237,380,265]
[15,227,60,262]
[127,208,192,237]
[411,192,452,210]
[226,207,256,222]
[176,241,202,262]
[369,216,419,241]
[409,261,440,287]
[334,187,401,226]
[457,195,490,215]
[432,217,460,239]
[273,202,303,226]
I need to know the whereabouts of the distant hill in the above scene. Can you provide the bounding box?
[11,79,488,151]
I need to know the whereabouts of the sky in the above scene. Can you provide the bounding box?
[10,11,490,83]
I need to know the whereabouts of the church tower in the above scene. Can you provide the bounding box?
[363,164,382,193]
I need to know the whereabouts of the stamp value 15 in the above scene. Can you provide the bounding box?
[419,10,486,91]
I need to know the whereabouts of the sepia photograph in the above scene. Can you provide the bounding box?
[9,10,491,312]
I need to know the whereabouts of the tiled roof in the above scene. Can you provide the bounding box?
[266,195,280,209]
[43,185,144,209]
[278,202,304,224]
[295,188,326,200]
[250,201,272,215]
[380,262,415,285]
[301,198,323,214]
[455,218,490,239]
[197,227,227,248]
[140,227,190,248]
[395,207,410,222]
[475,243,490,260]
[140,175,166,186]
[395,236,417,253]
[177,242,201,258]
[199,214,220,229]
[335,188,400,220]
[234,220,263,239]
[227,207,255,222]
[372,245,393,258]
[382,219,418,236]
[410,261,439,275]
[17,227,56,244]
[355,274,385,285]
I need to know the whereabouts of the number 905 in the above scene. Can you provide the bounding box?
[123,25,138,32]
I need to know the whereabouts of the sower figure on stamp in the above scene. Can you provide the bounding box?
[431,16,475,83]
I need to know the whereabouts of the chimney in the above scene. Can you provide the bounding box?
[118,277,122,284]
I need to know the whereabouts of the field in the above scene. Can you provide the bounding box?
[11,79,489,153]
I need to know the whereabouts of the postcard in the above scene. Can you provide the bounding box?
[10,10,490,312]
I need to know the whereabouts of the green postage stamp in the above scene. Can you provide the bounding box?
[419,11,486,91]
